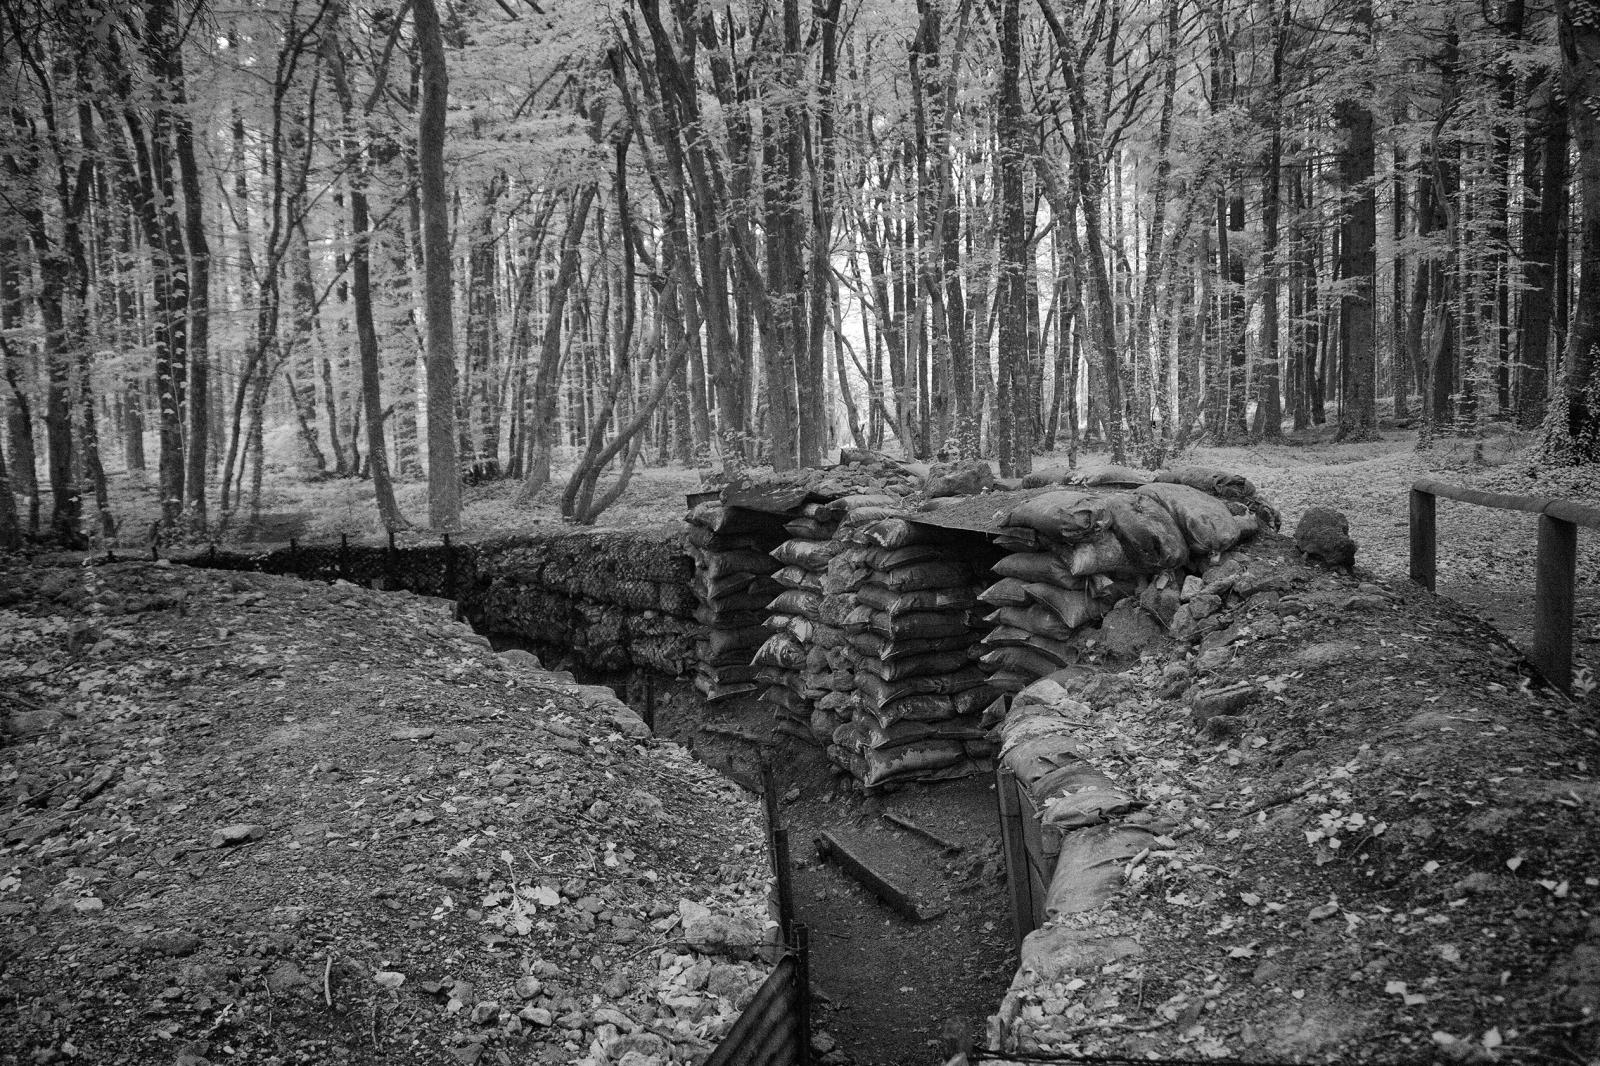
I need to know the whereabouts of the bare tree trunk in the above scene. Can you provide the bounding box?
[415,0,461,528]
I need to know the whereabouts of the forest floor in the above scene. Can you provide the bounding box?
[4,426,1599,1065]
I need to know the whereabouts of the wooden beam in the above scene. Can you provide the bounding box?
[814,831,943,922]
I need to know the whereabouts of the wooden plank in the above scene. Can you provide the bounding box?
[814,830,943,922]
[1546,498,1600,531]
[1411,478,1553,517]
[1533,515,1577,693]
[881,812,964,854]
[995,766,1033,950]
[1409,488,1437,591]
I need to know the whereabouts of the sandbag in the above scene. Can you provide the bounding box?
[847,629,975,661]
[864,684,1000,726]
[993,527,1045,552]
[1071,465,1154,488]
[857,517,946,550]
[863,718,988,750]
[1102,493,1188,572]
[812,622,848,649]
[772,565,824,593]
[981,644,1072,678]
[860,739,967,787]
[1044,824,1157,917]
[687,502,783,536]
[1003,491,1110,543]
[980,626,1076,668]
[694,547,781,579]
[987,669,1033,694]
[771,538,841,571]
[1035,762,1142,830]
[1155,465,1258,502]
[862,544,947,570]
[1067,532,1131,576]
[1135,482,1248,557]
[753,633,807,670]
[873,560,972,593]
[984,604,1078,643]
[991,552,1086,588]
[1022,582,1104,629]
[811,707,844,742]
[853,649,971,682]
[697,606,767,629]
[978,578,1032,608]
[685,525,772,551]
[844,606,972,641]
[821,550,872,596]
[816,690,856,715]
[856,583,976,615]
[855,667,991,704]
[768,589,822,618]
[783,515,836,540]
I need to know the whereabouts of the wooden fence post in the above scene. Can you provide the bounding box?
[793,922,812,1066]
[387,530,398,587]
[1533,514,1576,692]
[339,533,350,582]
[1409,488,1436,591]
[996,765,1032,952]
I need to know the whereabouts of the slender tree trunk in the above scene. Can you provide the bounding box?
[415,0,461,528]
[1518,71,1568,427]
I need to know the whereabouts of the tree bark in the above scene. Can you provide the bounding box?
[415,0,461,528]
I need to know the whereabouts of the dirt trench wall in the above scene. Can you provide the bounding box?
[178,528,699,676]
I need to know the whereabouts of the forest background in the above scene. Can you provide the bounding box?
[2,0,1599,547]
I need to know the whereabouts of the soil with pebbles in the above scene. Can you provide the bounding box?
[0,560,773,1066]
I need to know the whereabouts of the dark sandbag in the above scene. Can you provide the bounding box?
[1101,493,1188,571]
[1071,465,1154,488]
[844,606,973,641]
[873,560,972,593]
[994,527,1045,552]
[771,538,841,571]
[978,578,1032,608]
[857,517,948,550]
[981,626,1077,667]
[863,684,999,726]
[1155,465,1258,502]
[783,515,836,540]
[855,583,976,615]
[695,606,767,629]
[756,666,805,692]
[984,604,1078,642]
[690,547,782,579]
[862,544,948,570]
[1022,582,1103,628]
[855,667,991,704]
[1003,491,1110,543]
[862,718,988,750]
[987,669,1033,694]
[846,629,976,661]
[684,525,773,551]
[753,633,807,670]
[981,644,1073,678]
[772,565,824,593]
[768,589,823,618]
[1135,481,1249,557]
[1033,761,1142,829]
[821,550,873,596]
[1067,531,1131,576]
[860,739,968,787]
[853,648,972,682]
[991,552,1085,588]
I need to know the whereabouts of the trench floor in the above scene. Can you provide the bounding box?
[647,687,1017,1066]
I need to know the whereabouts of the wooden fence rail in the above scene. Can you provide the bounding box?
[1409,478,1600,692]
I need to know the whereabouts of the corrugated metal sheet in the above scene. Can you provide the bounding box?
[705,955,803,1066]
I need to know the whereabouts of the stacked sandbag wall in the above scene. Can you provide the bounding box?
[460,531,698,675]
[753,502,844,743]
[826,517,1002,790]
[683,502,789,707]
[976,470,1264,692]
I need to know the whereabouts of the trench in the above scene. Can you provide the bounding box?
[475,641,1017,1066]
[182,531,1019,1066]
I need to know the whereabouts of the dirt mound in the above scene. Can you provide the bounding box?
[0,560,770,1066]
[988,534,1600,1063]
